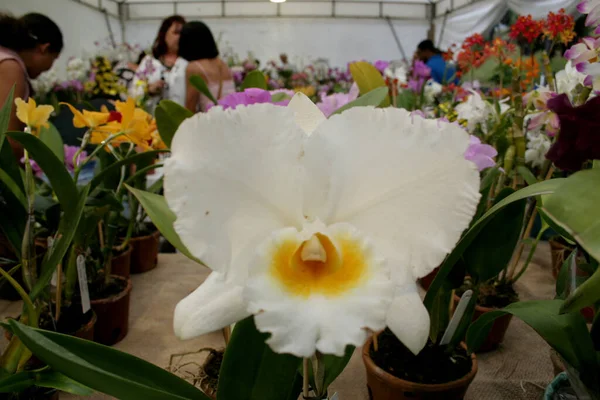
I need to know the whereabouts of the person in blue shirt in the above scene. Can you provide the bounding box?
[416,40,458,84]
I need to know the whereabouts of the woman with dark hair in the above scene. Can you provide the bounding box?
[0,12,63,155]
[130,15,186,110]
[178,21,234,112]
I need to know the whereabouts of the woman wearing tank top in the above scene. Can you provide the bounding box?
[178,21,235,113]
[0,13,63,156]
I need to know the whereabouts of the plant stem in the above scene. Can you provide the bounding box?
[303,358,310,398]
[511,227,547,283]
[21,150,37,292]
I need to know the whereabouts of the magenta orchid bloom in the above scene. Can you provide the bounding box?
[464,136,497,171]
[373,60,390,74]
[316,84,360,117]
[413,61,431,79]
[64,145,87,172]
[578,0,600,32]
[209,88,292,111]
[565,37,600,87]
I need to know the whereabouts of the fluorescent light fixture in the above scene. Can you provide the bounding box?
[270,0,286,3]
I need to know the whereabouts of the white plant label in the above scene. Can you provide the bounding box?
[77,254,91,314]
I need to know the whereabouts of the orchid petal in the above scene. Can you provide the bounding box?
[174,272,249,339]
[288,93,326,135]
[302,107,480,280]
[165,104,306,275]
[386,280,430,355]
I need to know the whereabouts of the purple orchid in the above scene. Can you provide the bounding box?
[373,60,390,74]
[464,136,497,171]
[64,145,87,173]
[577,0,600,33]
[413,61,431,79]
[316,84,360,117]
[209,88,292,111]
[407,77,426,93]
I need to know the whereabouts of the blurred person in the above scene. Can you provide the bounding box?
[415,39,457,84]
[0,12,63,156]
[130,15,186,110]
[178,21,234,112]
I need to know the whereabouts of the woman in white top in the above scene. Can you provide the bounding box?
[178,21,235,113]
[129,15,186,111]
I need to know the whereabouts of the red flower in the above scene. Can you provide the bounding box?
[546,94,600,171]
[510,15,543,43]
[107,111,122,123]
[544,9,575,45]
[443,44,457,61]
[456,34,489,73]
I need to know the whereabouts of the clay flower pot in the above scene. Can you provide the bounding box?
[91,276,132,345]
[111,245,133,278]
[549,238,574,279]
[363,337,477,400]
[453,294,513,352]
[129,231,160,274]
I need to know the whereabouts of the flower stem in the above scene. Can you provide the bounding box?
[512,227,546,283]
[21,150,37,292]
[303,358,310,398]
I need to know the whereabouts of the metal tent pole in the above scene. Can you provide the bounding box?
[385,16,408,63]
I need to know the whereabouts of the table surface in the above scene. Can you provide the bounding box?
[0,242,557,400]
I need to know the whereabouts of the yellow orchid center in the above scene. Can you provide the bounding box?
[268,230,369,298]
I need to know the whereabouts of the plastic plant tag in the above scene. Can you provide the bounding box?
[77,254,91,314]
[440,289,473,346]
[329,393,339,400]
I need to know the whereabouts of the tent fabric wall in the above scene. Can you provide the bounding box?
[435,0,579,50]
[126,17,429,67]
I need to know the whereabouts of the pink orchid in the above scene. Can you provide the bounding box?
[578,0,600,31]
[464,136,497,171]
[316,84,360,117]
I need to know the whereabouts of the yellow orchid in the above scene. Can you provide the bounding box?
[60,102,110,129]
[15,98,54,136]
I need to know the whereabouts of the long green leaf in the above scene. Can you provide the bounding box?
[125,185,203,265]
[556,250,577,299]
[156,100,193,149]
[330,87,389,116]
[348,62,390,107]
[517,166,538,186]
[9,320,210,400]
[30,185,90,301]
[90,150,167,191]
[0,167,26,208]
[7,132,78,212]
[38,123,64,164]
[424,178,565,310]
[561,265,600,314]
[241,70,268,90]
[542,169,600,262]
[189,75,218,105]
[218,317,302,400]
[466,300,598,387]
[0,85,15,147]
[0,140,26,258]
[463,187,526,283]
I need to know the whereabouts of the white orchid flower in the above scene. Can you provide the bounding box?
[525,131,551,168]
[455,91,494,133]
[556,61,588,101]
[165,94,480,357]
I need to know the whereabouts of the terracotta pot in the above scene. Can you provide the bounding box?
[419,267,440,291]
[363,337,477,400]
[111,245,133,278]
[91,276,132,345]
[129,231,160,274]
[71,310,97,341]
[453,295,513,352]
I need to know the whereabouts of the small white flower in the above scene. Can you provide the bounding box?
[165,95,480,357]
[525,131,551,168]
[384,65,408,85]
[31,67,59,95]
[424,80,443,103]
[556,61,587,101]
[455,91,494,133]
[66,57,89,81]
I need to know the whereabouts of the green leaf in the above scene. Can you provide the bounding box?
[424,178,565,310]
[542,169,600,262]
[189,75,218,105]
[156,100,193,149]
[330,87,389,116]
[9,320,210,400]
[348,62,390,107]
[538,207,576,243]
[463,187,526,283]
[38,123,64,164]
[556,249,576,299]
[7,132,78,212]
[271,92,291,103]
[517,166,538,186]
[35,369,94,395]
[321,346,355,391]
[241,70,268,90]
[466,300,599,387]
[473,167,501,222]
[217,316,302,400]
[561,263,600,314]
[30,185,90,301]
[0,85,15,147]
[125,185,203,265]
[0,167,26,208]
[0,139,26,257]
[90,150,167,192]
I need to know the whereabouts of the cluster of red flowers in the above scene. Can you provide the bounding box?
[442,44,456,62]
[485,38,516,60]
[509,15,544,43]
[544,9,576,45]
[456,34,489,75]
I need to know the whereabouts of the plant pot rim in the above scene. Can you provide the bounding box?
[452,292,518,314]
[90,276,132,305]
[362,336,478,391]
[72,309,97,336]
[128,230,160,243]
[112,244,133,255]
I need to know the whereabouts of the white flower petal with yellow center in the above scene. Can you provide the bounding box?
[165,94,480,357]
